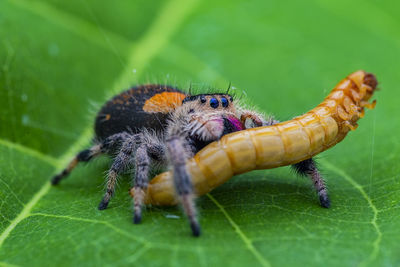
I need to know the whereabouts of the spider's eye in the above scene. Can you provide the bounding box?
[221,97,229,108]
[209,98,219,108]
[200,96,206,103]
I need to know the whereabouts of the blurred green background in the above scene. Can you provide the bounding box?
[0,0,399,266]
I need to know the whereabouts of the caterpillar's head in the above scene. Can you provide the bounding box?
[362,72,378,101]
[348,71,378,102]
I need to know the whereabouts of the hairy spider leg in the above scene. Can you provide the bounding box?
[269,120,330,208]
[133,144,151,223]
[133,140,166,222]
[167,136,201,237]
[97,133,167,220]
[98,135,139,210]
[292,158,330,208]
[51,132,131,185]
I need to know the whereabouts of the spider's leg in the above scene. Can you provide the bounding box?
[292,158,330,208]
[98,135,137,210]
[132,140,166,223]
[131,131,165,224]
[51,132,130,185]
[132,143,150,223]
[167,136,200,237]
[51,145,101,185]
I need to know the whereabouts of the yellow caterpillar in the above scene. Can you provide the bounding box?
[130,70,378,206]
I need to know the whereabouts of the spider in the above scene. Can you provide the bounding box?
[51,84,330,236]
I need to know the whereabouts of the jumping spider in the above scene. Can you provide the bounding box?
[52,84,330,236]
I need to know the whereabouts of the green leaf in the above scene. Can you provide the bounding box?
[1,0,399,266]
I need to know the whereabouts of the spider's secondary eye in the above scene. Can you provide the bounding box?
[209,98,219,108]
[200,96,206,103]
[221,97,229,107]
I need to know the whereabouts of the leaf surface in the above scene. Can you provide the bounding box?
[1,0,399,266]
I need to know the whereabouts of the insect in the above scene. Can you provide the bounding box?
[130,70,378,208]
[51,70,377,237]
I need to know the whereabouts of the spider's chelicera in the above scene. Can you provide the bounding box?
[52,84,330,237]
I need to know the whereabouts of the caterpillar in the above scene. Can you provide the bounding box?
[130,70,378,206]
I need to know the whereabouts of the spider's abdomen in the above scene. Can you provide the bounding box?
[95,84,186,140]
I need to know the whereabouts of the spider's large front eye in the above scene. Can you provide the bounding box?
[221,97,229,107]
[209,98,219,108]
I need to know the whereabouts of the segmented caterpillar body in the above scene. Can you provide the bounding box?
[131,70,378,206]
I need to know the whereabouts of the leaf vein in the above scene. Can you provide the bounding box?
[0,183,51,247]
[124,244,151,264]
[30,213,211,253]
[319,160,382,266]
[0,178,24,207]
[0,139,59,167]
[30,213,148,245]
[207,194,271,267]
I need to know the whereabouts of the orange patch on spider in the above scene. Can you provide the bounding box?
[143,92,186,113]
